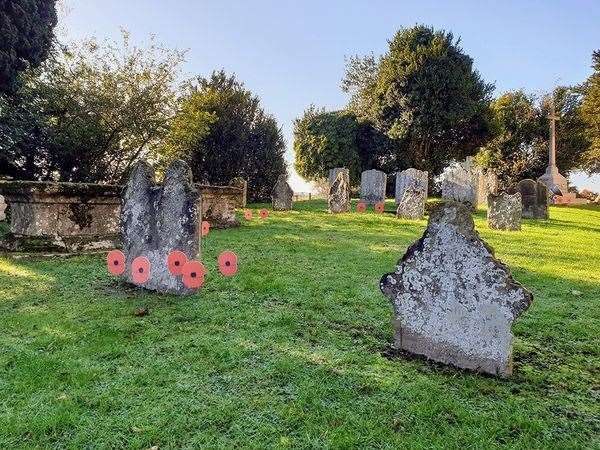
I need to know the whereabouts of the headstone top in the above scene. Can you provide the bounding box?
[360,169,387,205]
[271,174,294,211]
[328,171,350,213]
[395,168,428,206]
[488,192,522,231]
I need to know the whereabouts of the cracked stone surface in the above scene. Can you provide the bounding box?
[395,168,428,206]
[271,174,293,211]
[488,192,522,231]
[396,188,426,220]
[121,160,200,295]
[360,169,386,205]
[380,201,533,377]
[328,171,350,213]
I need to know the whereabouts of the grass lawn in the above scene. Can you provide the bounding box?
[0,200,598,448]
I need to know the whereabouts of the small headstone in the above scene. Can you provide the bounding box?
[396,188,426,220]
[516,179,548,219]
[328,167,349,187]
[0,194,6,221]
[380,201,533,376]
[360,169,386,205]
[121,160,200,295]
[395,168,428,205]
[487,192,522,231]
[271,174,293,211]
[328,171,350,213]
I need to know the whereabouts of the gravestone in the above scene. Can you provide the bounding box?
[441,158,493,208]
[271,174,293,211]
[122,160,200,295]
[328,171,350,213]
[380,201,533,376]
[0,194,6,221]
[360,169,386,205]
[516,179,549,219]
[488,192,522,231]
[395,168,428,205]
[396,188,426,220]
[328,167,349,187]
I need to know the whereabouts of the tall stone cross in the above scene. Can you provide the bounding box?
[538,95,568,196]
[548,98,559,170]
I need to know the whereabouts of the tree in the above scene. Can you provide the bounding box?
[0,0,58,93]
[166,70,287,201]
[580,50,600,173]
[0,31,184,183]
[342,25,493,177]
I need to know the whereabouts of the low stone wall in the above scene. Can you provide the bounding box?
[196,184,243,228]
[0,181,121,252]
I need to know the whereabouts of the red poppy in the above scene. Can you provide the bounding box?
[374,202,385,213]
[131,256,151,284]
[201,220,210,237]
[356,202,367,213]
[181,260,206,289]
[167,250,188,276]
[259,209,269,219]
[244,209,253,220]
[218,250,238,277]
[106,250,125,275]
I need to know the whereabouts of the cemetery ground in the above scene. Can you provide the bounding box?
[0,201,598,448]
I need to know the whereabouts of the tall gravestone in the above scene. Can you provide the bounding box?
[121,160,200,294]
[441,158,493,208]
[272,174,293,211]
[328,167,349,187]
[380,201,533,376]
[396,188,426,220]
[328,171,350,213]
[395,168,428,205]
[488,192,522,231]
[360,169,386,205]
[516,179,549,219]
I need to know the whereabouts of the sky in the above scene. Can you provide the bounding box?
[60,0,600,192]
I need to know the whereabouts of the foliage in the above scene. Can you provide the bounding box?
[342,25,494,177]
[166,70,287,201]
[580,50,600,173]
[0,0,57,93]
[0,31,183,183]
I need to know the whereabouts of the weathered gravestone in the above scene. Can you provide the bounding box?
[360,169,386,205]
[328,171,350,213]
[122,160,200,295]
[380,201,533,376]
[441,163,476,207]
[515,179,548,219]
[328,167,349,187]
[396,188,426,220]
[271,175,293,211]
[395,168,428,206]
[487,192,522,231]
[0,194,6,221]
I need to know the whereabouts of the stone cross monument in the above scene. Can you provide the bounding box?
[537,97,568,196]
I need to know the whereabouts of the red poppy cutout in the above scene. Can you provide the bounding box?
[374,202,385,213]
[244,209,253,220]
[131,256,151,284]
[107,250,125,275]
[167,250,188,276]
[181,260,206,289]
[356,202,367,213]
[259,209,269,219]
[201,220,210,237]
[218,251,238,277]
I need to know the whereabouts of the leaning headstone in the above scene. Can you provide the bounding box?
[395,168,428,205]
[271,174,293,210]
[360,169,386,205]
[328,171,350,213]
[0,194,6,221]
[328,167,349,187]
[516,179,548,219]
[488,192,522,231]
[380,201,533,377]
[396,188,426,220]
[121,160,200,295]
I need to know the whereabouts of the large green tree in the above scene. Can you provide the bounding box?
[0,0,57,93]
[342,25,493,177]
[580,50,600,173]
[166,70,287,201]
[0,32,183,183]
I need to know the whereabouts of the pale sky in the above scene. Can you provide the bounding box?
[60,0,600,192]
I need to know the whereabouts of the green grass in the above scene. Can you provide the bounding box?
[0,200,599,449]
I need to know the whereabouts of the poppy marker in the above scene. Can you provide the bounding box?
[107,250,126,275]
[131,256,151,284]
[167,250,188,276]
[218,251,238,277]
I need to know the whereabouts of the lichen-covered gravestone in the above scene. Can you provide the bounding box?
[328,171,350,213]
[380,201,533,376]
[271,174,293,211]
[0,194,6,221]
[516,179,548,219]
[396,188,426,220]
[328,167,349,187]
[441,163,476,207]
[121,160,200,295]
[395,168,428,206]
[360,169,386,205]
[488,192,522,231]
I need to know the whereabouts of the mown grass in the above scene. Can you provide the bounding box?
[0,200,598,448]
